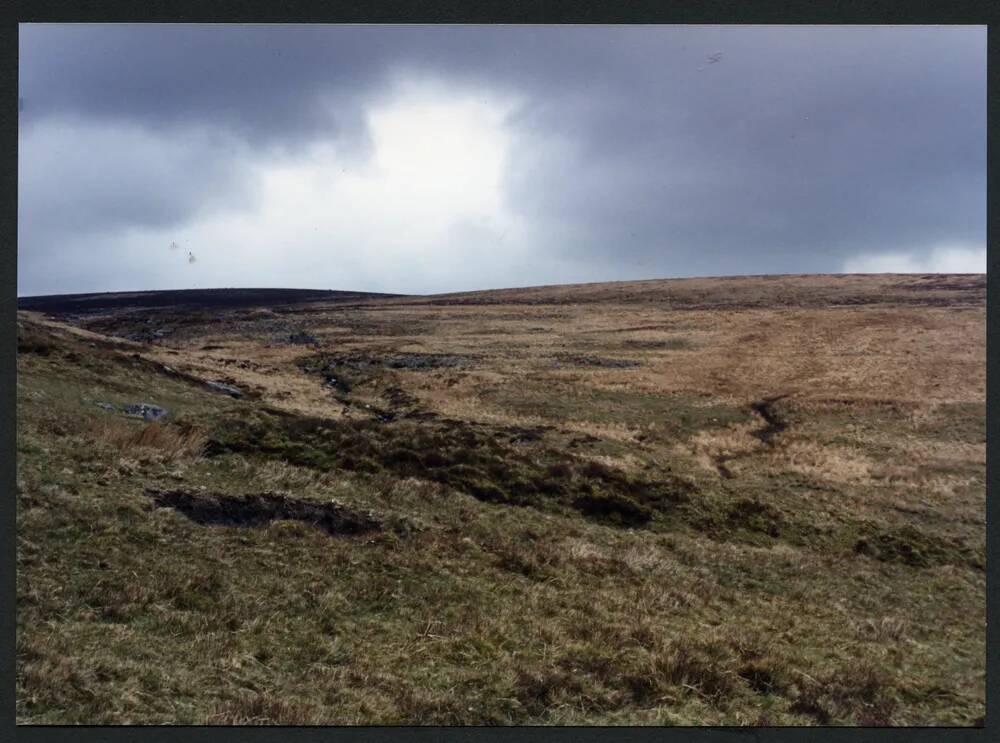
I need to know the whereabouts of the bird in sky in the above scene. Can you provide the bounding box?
[697,51,724,72]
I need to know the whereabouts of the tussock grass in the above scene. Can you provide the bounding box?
[90,418,207,461]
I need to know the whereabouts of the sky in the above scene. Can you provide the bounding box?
[18,24,987,296]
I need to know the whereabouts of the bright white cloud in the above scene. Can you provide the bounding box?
[183,83,538,293]
[24,80,594,296]
[842,244,986,274]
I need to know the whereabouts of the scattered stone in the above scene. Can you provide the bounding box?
[123,403,167,422]
[206,380,243,398]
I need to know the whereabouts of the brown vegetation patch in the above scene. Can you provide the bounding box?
[203,411,695,528]
[789,663,899,725]
[17,321,59,356]
[853,525,981,569]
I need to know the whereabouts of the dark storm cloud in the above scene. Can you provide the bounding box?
[18,24,986,294]
[19,119,256,248]
[497,26,986,273]
[20,25,387,147]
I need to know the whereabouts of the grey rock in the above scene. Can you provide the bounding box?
[95,401,116,412]
[123,403,167,422]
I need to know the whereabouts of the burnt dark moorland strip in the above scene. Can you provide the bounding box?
[17,287,404,315]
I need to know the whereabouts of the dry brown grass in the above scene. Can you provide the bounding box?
[145,340,351,420]
[208,693,323,725]
[90,419,207,461]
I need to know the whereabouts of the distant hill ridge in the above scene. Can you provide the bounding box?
[17,288,404,314]
[17,273,985,315]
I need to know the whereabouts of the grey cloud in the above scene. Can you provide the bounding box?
[20,25,389,149]
[19,118,257,249]
[18,24,986,294]
[497,26,986,274]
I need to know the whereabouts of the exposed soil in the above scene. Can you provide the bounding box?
[713,454,737,480]
[552,354,641,368]
[618,339,692,351]
[713,395,792,479]
[383,354,472,370]
[298,352,470,423]
[315,352,475,372]
[144,488,381,537]
[750,395,791,445]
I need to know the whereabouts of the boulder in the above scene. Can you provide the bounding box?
[123,403,167,422]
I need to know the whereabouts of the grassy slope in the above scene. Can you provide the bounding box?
[15,276,985,725]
